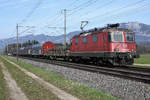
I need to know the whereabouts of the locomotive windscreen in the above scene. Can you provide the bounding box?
[126,33,134,42]
[108,31,124,42]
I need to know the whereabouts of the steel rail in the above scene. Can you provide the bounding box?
[19,56,150,84]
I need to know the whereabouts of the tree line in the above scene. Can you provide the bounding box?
[4,40,39,54]
[136,44,150,54]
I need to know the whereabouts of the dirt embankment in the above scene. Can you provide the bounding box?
[0,62,28,100]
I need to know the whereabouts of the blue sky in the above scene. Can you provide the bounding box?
[0,0,150,39]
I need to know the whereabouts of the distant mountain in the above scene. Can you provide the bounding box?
[0,31,81,48]
[120,22,150,44]
[0,22,150,48]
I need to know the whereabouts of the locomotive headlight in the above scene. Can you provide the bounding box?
[129,54,133,58]
[114,48,119,52]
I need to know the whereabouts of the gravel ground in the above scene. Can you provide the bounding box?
[12,57,150,100]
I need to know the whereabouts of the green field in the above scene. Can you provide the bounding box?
[134,54,150,64]
[6,56,119,100]
[0,57,59,100]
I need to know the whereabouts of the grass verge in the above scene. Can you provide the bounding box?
[134,54,150,64]
[0,63,9,100]
[0,57,59,100]
[133,65,150,68]
[6,56,119,100]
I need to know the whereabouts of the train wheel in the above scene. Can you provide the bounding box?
[64,57,69,62]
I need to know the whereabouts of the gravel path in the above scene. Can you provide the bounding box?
[10,57,150,100]
[0,62,28,100]
[134,63,150,66]
[4,57,80,100]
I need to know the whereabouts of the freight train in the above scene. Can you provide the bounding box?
[13,24,139,66]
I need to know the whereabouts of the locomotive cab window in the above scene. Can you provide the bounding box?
[92,35,97,42]
[108,31,124,42]
[126,33,134,42]
[75,38,79,44]
[70,40,72,45]
[83,37,87,43]
[108,32,111,42]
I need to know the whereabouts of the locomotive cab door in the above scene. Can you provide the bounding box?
[103,32,109,51]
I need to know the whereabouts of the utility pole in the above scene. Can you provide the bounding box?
[3,40,8,55]
[7,43,8,54]
[16,25,34,61]
[64,9,67,49]
[16,24,19,61]
[6,41,8,56]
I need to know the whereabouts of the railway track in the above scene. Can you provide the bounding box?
[18,56,150,84]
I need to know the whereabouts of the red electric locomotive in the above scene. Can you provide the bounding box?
[70,24,139,65]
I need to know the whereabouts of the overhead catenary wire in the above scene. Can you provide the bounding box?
[66,0,81,9]
[67,0,112,19]
[68,0,149,32]
[10,0,149,42]
[69,0,96,11]
[23,0,147,36]
[35,0,82,29]
[9,0,43,40]
[5,0,106,48]
[36,14,63,36]
[98,2,150,24]
[43,12,63,28]
[20,0,43,24]
[36,0,99,35]
[65,0,114,31]
[42,0,98,28]
[44,0,115,34]
[44,0,99,29]
[81,0,114,16]
[68,0,99,16]
[85,0,148,26]
[10,0,43,41]
[67,0,114,29]
[19,26,35,36]
[36,0,82,29]
[67,0,146,30]
[87,0,145,21]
